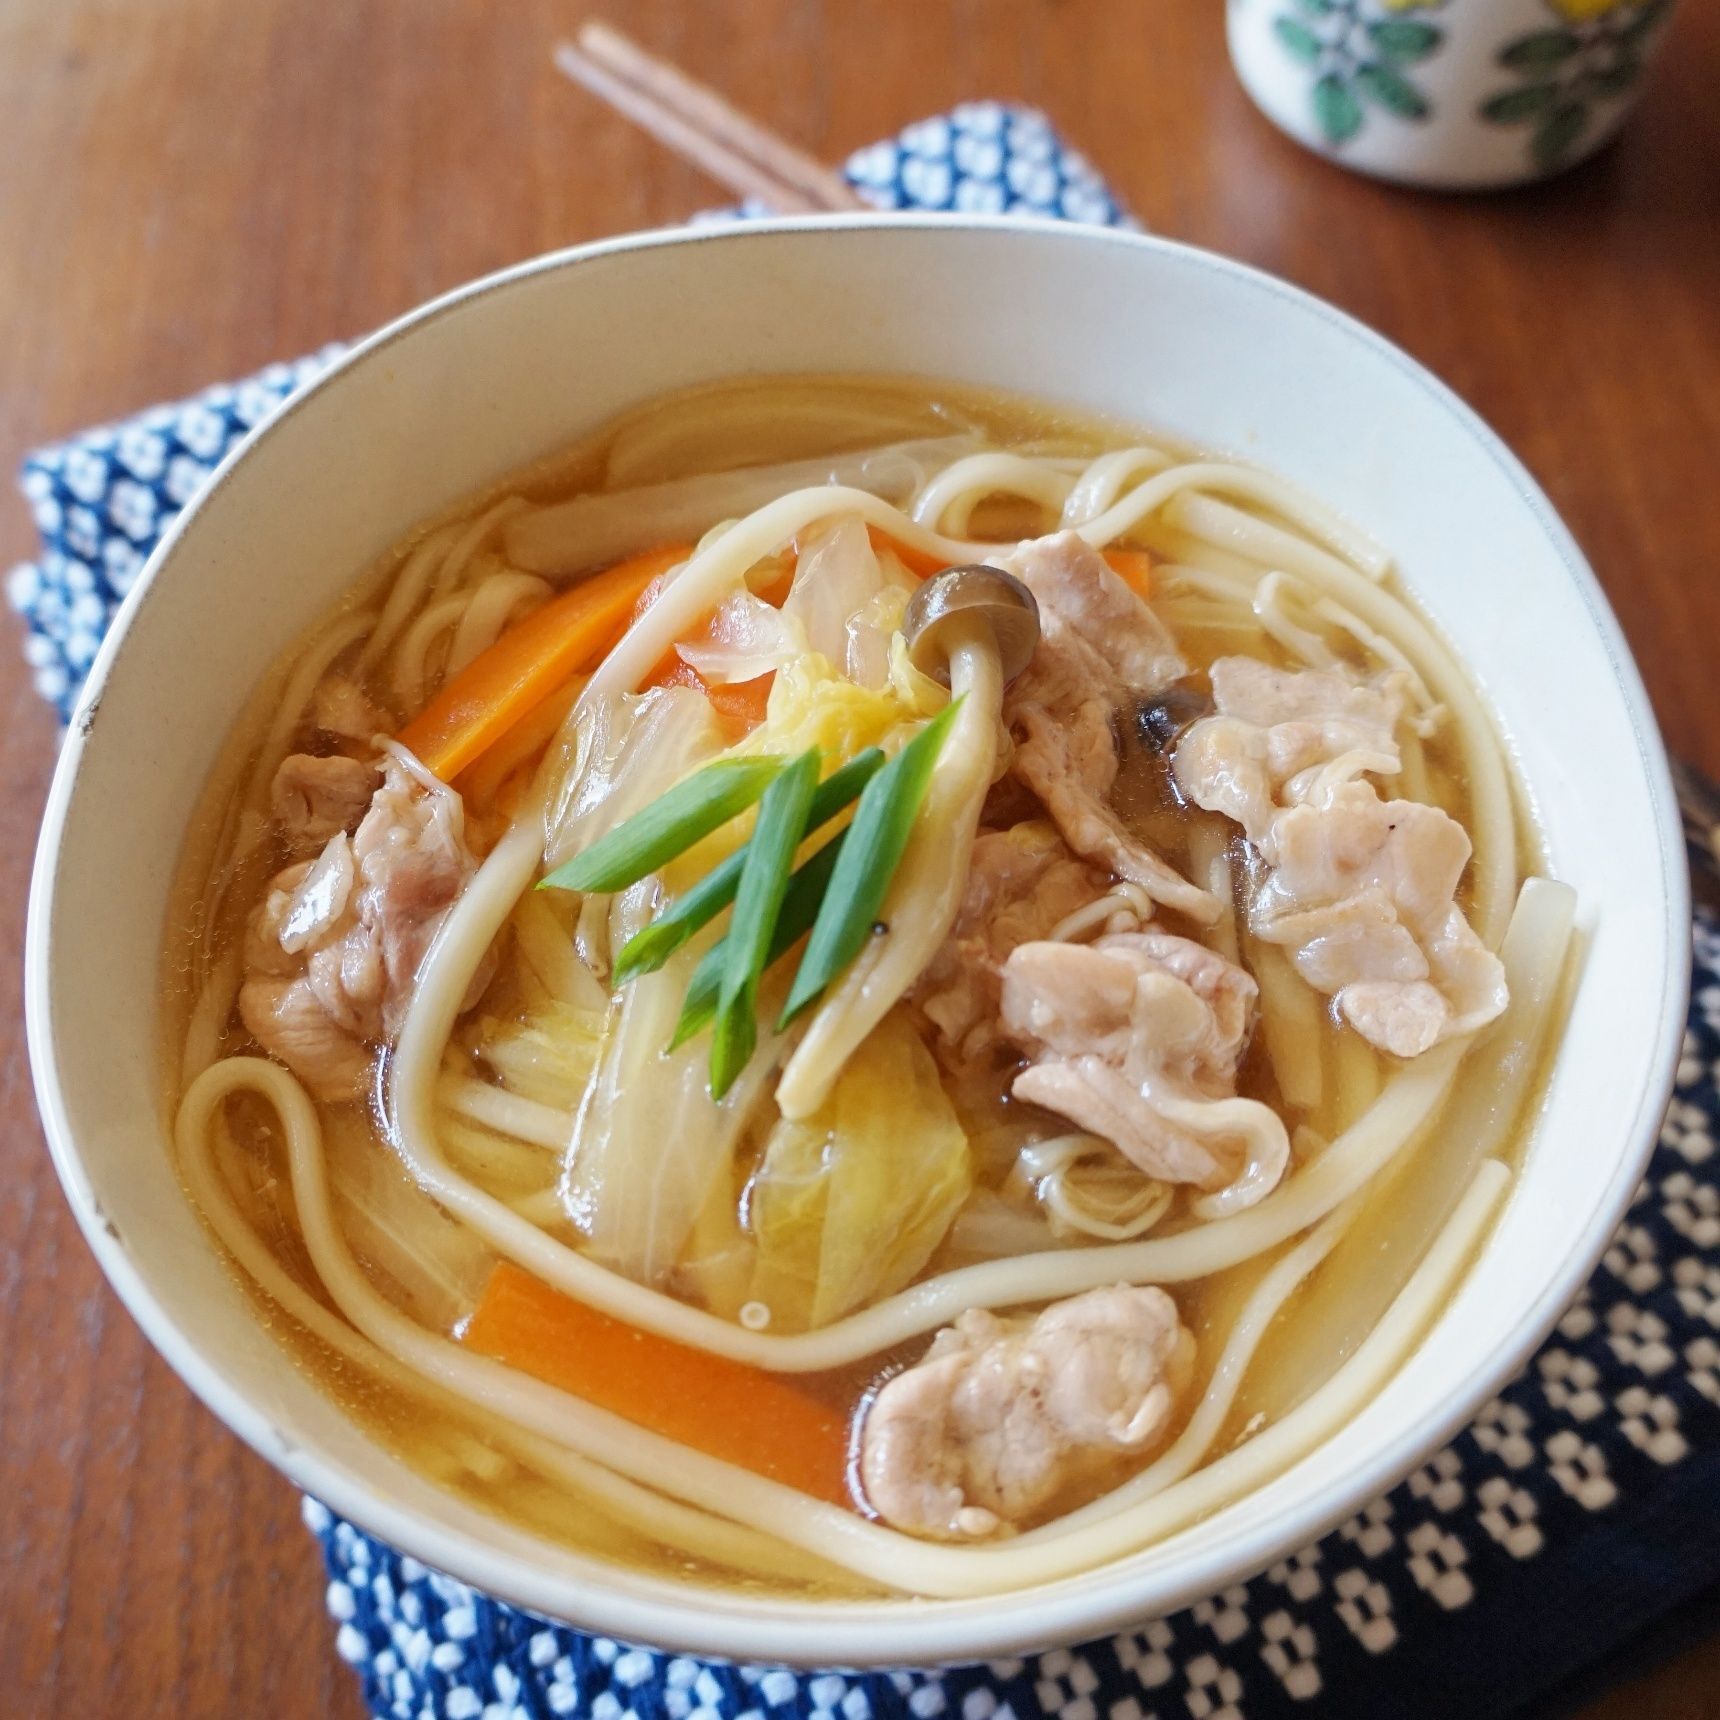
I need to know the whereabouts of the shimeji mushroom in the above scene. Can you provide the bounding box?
[774,564,1044,1119]
[902,563,1041,689]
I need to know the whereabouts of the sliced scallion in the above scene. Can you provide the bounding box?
[538,755,784,895]
[609,746,886,987]
[777,697,962,1029]
[708,748,821,1099]
[668,829,849,1052]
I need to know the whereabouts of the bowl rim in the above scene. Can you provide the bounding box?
[24,211,1691,1667]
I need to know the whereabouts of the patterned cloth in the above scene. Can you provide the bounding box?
[13,104,1718,1720]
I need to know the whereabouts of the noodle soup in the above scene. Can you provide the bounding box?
[165,374,1568,1599]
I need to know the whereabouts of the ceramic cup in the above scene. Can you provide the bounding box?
[1227,0,1678,189]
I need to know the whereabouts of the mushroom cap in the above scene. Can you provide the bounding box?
[902,564,1042,687]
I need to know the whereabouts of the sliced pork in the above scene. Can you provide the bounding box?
[914,822,1113,1066]
[1174,657,1506,1058]
[859,1285,1193,1540]
[270,752,382,850]
[1000,931,1289,1213]
[1172,657,1402,842]
[998,532,1217,923]
[1012,705,1216,921]
[239,750,486,1099]
[1001,530,1186,697]
[1257,782,1509,1056]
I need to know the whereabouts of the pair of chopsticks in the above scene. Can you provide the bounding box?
[555,22,866,215]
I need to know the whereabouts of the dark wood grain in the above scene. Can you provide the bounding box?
[0,2,1715,1714]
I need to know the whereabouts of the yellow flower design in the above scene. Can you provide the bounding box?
[1374,0,1447,10]
[1548,0,1642,17]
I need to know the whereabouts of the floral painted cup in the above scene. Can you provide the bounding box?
[1226,0,1678,189]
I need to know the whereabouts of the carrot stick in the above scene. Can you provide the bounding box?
[1103,547,1154,600]
[867,525,946,580]
[398,543,692,780]
[463,1262,852,1504]
[455,676,582,811]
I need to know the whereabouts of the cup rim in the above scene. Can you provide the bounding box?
[25,211,1691,1666]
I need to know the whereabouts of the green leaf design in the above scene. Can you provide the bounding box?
[1366,19,1441,64]
[1532,101,1590,171]
[1480,84,1561,124]
[1354,62,1431,120]
[1312,73,1365,144]
[1589,55,1642,99]
[1500,29,1581,70]
[1274,16,1324,65]
[1293,0,1337,14]
[1621,0,1672,45]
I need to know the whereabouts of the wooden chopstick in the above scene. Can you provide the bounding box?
[554,22,867,215]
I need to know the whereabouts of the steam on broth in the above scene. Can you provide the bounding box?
[165,374,1572,1598]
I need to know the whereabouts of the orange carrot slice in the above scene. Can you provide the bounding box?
[641,652,771,742]
[867,525,947,580]
[463,1263,851,1504]
[1103,547,1154,600]
[750,555,796,608]
[455,676,582,811]
[636,558,793,740]
[641,654,705,695]
[705,674,774,740]
[397,543,692,780]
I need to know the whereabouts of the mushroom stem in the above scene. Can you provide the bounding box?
[775,611,1003,1119]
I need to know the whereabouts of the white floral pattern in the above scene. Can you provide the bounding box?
[698,104,1134,231]
[11,346,343,715]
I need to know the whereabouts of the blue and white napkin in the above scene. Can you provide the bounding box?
[14,105,1720,1720]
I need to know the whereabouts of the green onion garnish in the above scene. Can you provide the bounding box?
[708,748,820,1100]
[610,747,886,987]
[669,828,850,1053]
[778,698,962,1029]
[539,756,785,895]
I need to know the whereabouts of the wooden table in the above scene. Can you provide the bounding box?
[0,2,1715,1713]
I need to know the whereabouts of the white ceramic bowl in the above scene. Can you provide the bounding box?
[26,216,1688,1667]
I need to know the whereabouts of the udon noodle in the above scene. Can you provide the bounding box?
[164,376,1573,1598]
